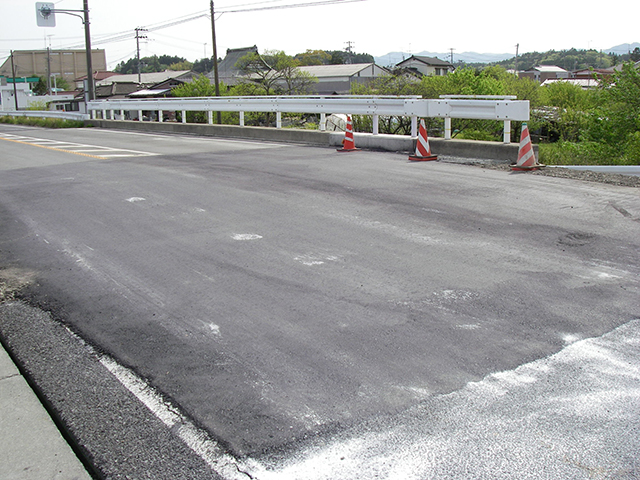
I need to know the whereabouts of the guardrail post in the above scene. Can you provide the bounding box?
[158,110,163,123]
[444,117,452,140]
[503,120,511,144]
[239,111,245,127]
[372,114,379,135]
[411,116,418,138]
[138,110,143,121]
[102,109,106,120]
[119,109,124,120]
[276,112,282,129]
[182,111,187,124]
[207,111,213,125]
[320,113,326,132]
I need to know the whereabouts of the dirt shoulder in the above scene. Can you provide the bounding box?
[480,163,640,188]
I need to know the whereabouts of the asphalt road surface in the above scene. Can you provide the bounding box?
[1,125,639,479]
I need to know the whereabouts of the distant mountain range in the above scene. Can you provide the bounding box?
[374,43,640,67]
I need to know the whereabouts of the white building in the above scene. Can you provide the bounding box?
[0,80,31,111]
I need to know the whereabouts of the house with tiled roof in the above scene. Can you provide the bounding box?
[297,63,389,94]
[207,46,259,86]
[394,55,454,77]
[94,70,196,99]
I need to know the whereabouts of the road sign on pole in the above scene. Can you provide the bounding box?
[36,2,56,27]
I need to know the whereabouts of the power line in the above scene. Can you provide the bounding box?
[218,0,366,13]
[19,0,368,63]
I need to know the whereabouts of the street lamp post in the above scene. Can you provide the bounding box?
[36,1,94,103]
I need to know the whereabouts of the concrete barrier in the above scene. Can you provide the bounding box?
[85,119,533,163]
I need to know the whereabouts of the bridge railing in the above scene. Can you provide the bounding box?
[0,110,89,121]
[87,95,529,144]
[1,95,530,144]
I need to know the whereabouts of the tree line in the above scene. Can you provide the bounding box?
[115,49,374,75]
[487,47,640,72]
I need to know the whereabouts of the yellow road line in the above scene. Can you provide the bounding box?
[0,136,107,160]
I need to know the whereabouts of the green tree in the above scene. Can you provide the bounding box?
[168,60,194,71]
[235,50,317,95]
[32,77,48,95]
[31,76,70,95]
[193,57,216,73]
[295,50,331,66]
[171,75,229,123]
[115,54,189,74]
[586,63,640,147]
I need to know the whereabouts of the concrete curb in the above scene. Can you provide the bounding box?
[0,340,92,480]
[85,120,534,163]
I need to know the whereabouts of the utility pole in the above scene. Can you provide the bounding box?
[345,41,354,64]
[449,48,455,65]
[210,0,221,123]
[10,51,19,110]
[514,43,519,77]
[135,27,148,84]
[47,46,52,95]
[83,0,94,101]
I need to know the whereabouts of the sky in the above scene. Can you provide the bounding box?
[1,0,637,70]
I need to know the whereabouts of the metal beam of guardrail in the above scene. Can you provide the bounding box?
[2,95,530,144]
[0,110,89,121]
[88,95,528,120]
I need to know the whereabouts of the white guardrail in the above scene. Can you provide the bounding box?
[0,110,89,121]
[87,95,529,144]
[1,95,530,144]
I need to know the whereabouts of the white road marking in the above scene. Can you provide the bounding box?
[0,133,157,158]
[62,326,252,480]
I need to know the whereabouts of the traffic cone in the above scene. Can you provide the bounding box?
[510,123,545,171]
[337,115,360,152]
[409,119,438,161]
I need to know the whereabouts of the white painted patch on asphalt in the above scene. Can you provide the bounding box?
[294,253,342,267]
[456,323,481,330]
[244,319,640,479]
[562,333,581,345]
[295,257,325,266]
[126,197,146,203]
[330,213,442,246]
[232,234,263,240]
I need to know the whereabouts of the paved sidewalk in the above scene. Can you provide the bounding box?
[0,343,92,480]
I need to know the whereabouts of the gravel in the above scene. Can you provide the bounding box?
[480,162,640,188]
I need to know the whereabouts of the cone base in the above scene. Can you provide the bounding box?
[409,154,438,162]
[510,163,546,171]
[337,147,361,152]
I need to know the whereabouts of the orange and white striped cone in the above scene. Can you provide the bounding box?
[337,115,360,152]
[510,123,544,171]
[409,119,438,161]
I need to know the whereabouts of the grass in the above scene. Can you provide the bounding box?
[539,141,640,166]
[0,115,85,129]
